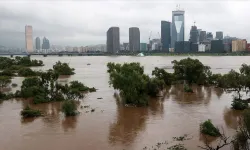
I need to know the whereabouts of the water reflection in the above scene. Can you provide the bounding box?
[213,88,224,99]
[223,108,242,130]
[62,116,78,132]
[21,117,35,124]
[169,84,211,105]
[109,93,165,146]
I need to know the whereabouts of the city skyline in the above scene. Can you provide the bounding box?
[0,0,249,48]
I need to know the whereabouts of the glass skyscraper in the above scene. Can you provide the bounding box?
[171,10,185,48]
[161,21,171,52]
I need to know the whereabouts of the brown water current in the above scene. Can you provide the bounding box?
[1,56,250,150]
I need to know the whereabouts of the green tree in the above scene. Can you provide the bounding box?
[152,67,174,85]
[18,67,37,77]
[0,76,11,88]
[62,100,78,116]
[53,61,75,75]
[107,62,164,106]
[20,106,42,118]
[172,58,211,85]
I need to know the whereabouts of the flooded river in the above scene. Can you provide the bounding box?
[0,56,249,150]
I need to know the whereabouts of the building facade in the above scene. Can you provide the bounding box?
[129,27,140,51]
[232,40,247,52]
[42,37,50,50]
[189,25,199,44]
[171,10,185,48]
[175,41,191,53]
[216,31,223,40]
[199,31,206,43]
[247,44,250,51]
[211,40,224,53]
[206,32,213,41]
[198,44,206,52]
[161,21,171,52]
[107,27,120,54]
[35,37,40,50]
[140,43,147,51]
[25,25,33,53]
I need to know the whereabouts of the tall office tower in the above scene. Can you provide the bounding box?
[216,31,223,40]
[161,21,171,52]
[206,32,213,41]
[189,25,199,44]
[199,31,206,43]
[129,27,140,51]
[171,7,185,48]
[42,37,50,50]
[35,37,40,50]
[25,25,33,53]
[107,27,120,54]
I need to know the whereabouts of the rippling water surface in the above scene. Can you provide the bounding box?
[0,56,249,150]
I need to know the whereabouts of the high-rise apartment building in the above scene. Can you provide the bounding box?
[171,9,185,48]
[106,27,120,54]
[199,31,206,43]
[35,37,40,50]
[42,37,50,50]
[129,27,140,51]
[161,21,171,52]
[216,31,223,40]
[25,25,33,53]
[189,25,199,44]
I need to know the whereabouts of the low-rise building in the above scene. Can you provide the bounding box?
[198,44,206,52]
[232,40,247,52]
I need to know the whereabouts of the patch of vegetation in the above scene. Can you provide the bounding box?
[0,76,11,88]
[152,67,174,85]
[62,100,78,116]
[20,106,42,118]
[18,67,37,77]
[184,84,193,93]
[200,119,221,137]
[0,91,14,100]
[0,69,15,76]
[173,134,191,141]
[231,99,248,110]
[167,144,187,150]
[53,61,75,75]
[172,58,211,85]
[107,62,165,106]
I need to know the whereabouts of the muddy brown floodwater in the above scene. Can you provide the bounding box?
[0,56,249,150]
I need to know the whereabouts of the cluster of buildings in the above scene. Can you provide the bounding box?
[22,6,250,54]
[106,6,250,53]
[25,25,51,53]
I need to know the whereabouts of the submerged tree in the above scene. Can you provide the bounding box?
[53,61,75,75]
[107,62,164,106]
[172,58,211,85]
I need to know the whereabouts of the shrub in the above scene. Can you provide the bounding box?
[184,84,193,93]
[33,94,50,104]
[0,76,11,88]
[20,106,42,118]
[18,67,37,77]
[231,99,248,110]
[53,61,75,75]
[88,87,97,92]
[200,119,221,137]
[0,69,15,76]
[70,81,89,92]
[62,100,78,116]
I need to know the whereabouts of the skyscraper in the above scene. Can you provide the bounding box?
[35,37,40,50]
[25,25,33,53]
[216,31,223,40]
[161,21,171,52]
[171,8,185,48]
[189,25,199,44]
[206,32,213,41]
[129,27,140,51]
[106,27,120,53]
[199,31,206,43]
[42,37,50,50]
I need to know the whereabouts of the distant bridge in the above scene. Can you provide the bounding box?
[0,52,105,57]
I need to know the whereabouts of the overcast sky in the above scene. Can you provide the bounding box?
[0,0,249,48]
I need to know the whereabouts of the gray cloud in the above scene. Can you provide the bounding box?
[0,0,249,47]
